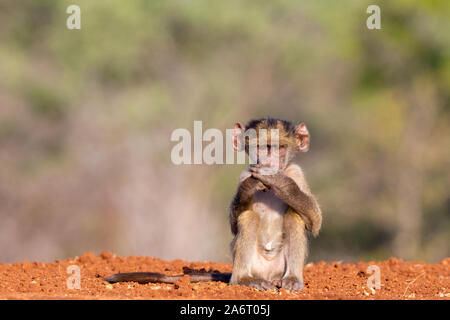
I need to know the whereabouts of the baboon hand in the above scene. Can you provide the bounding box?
[250,166,296,198]
[240,176,267,196]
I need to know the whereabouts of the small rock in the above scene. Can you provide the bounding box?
[100,251,114,260]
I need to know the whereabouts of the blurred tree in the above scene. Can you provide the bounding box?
[0,0,448,263]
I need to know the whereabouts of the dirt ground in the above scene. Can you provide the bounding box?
[0,251,448,300]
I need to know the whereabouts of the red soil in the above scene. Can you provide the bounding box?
[0,251,448,299]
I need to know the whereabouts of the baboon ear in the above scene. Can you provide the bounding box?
[232,122,245,151]
[295,123,310,152]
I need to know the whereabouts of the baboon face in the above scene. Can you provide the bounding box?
[232,118,310,170]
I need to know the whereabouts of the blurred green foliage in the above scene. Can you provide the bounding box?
[0,0,448,263]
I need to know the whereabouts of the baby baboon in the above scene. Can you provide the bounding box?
[104,118,322,292]
[228,118,322,291]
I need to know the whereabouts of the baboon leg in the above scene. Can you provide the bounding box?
[282,211,308,291]
[229,210,258,285]
[229,210,276,290]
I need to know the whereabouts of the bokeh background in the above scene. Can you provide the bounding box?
[0,0,449,264]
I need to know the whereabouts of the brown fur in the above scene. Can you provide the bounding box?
[229,118,322,291]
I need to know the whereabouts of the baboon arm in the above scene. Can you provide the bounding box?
[252,164,322,236]
[282,165,322,236]
[229,170,264,235]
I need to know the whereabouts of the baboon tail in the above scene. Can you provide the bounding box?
[103,272,231,284]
